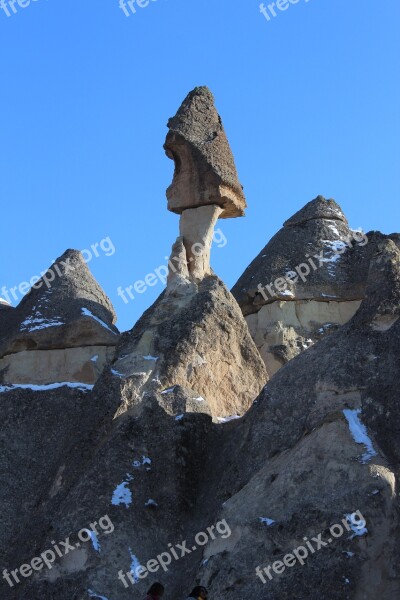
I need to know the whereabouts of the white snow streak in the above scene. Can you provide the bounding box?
[343,408,377,463]
[81,308,116,334]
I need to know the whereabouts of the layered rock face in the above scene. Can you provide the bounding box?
[1,88,399,600]
[0,249,119,386]
[232,195,397,375]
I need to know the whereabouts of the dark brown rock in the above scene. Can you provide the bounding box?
[164,87,246,218]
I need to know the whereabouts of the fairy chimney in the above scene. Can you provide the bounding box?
[164,86,246,283]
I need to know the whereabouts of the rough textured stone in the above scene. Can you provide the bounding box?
[0,345,115,385]
[284,194,347,226]
[232,196,371,313]
[107,274,267,420]
[164,86,246,218]
[246,298,362,375]
[3,237,398,600]
[0,384,101,576]
[232,195,398,374]
[193,239,400,600]
[1,93,399,600]
[0,249,119,386]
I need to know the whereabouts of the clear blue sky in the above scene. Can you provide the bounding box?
[1,0,399,331]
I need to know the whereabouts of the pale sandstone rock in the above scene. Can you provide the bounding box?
[246,299,362,375]
[179,204,223,281]
[166,236,196,296]
[0,345,115,385]
[108,275,267,420]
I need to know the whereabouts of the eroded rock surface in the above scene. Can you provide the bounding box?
[107,274,267,420]
[1,89,398,600]
[164,86,246,218]
[232,195,398,375]
[4,231,399,600]
[194,239,400,600]
[0,249,119,385]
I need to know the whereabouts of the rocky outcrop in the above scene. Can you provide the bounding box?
[98,86,267,420]
[0,250,119,385]
[164,87,246,282]
[164,86,246,219]
[194,238,400,600]
[0,297,12,310]
[232,195,394,375]
[1,88,398,600]
[5,229,399,600]
[107,274,266,420]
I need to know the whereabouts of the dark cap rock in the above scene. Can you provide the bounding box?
[0,249,119,357]
[164,86,246,218]
[284,195,347,227]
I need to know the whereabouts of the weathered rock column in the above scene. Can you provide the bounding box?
[164,86,247,285]
[179,204,223,280]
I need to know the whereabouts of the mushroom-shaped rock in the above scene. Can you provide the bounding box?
[164,86,246,218]
[165,87,247,282]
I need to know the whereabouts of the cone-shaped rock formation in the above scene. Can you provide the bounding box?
[232,195,399,375]
[0,249,119,386]
[1,90,399,600]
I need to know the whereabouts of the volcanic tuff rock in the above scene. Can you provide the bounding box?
[0,384,100,567]
[232,195,399,375]
[1,87,399,600]
[164,87,247,283]
[164,86,246,218]
[4,225,399,600]
[0,249,119,385]
[193,238,400,599]
[0,298,12,309]
[106,273,266,420]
